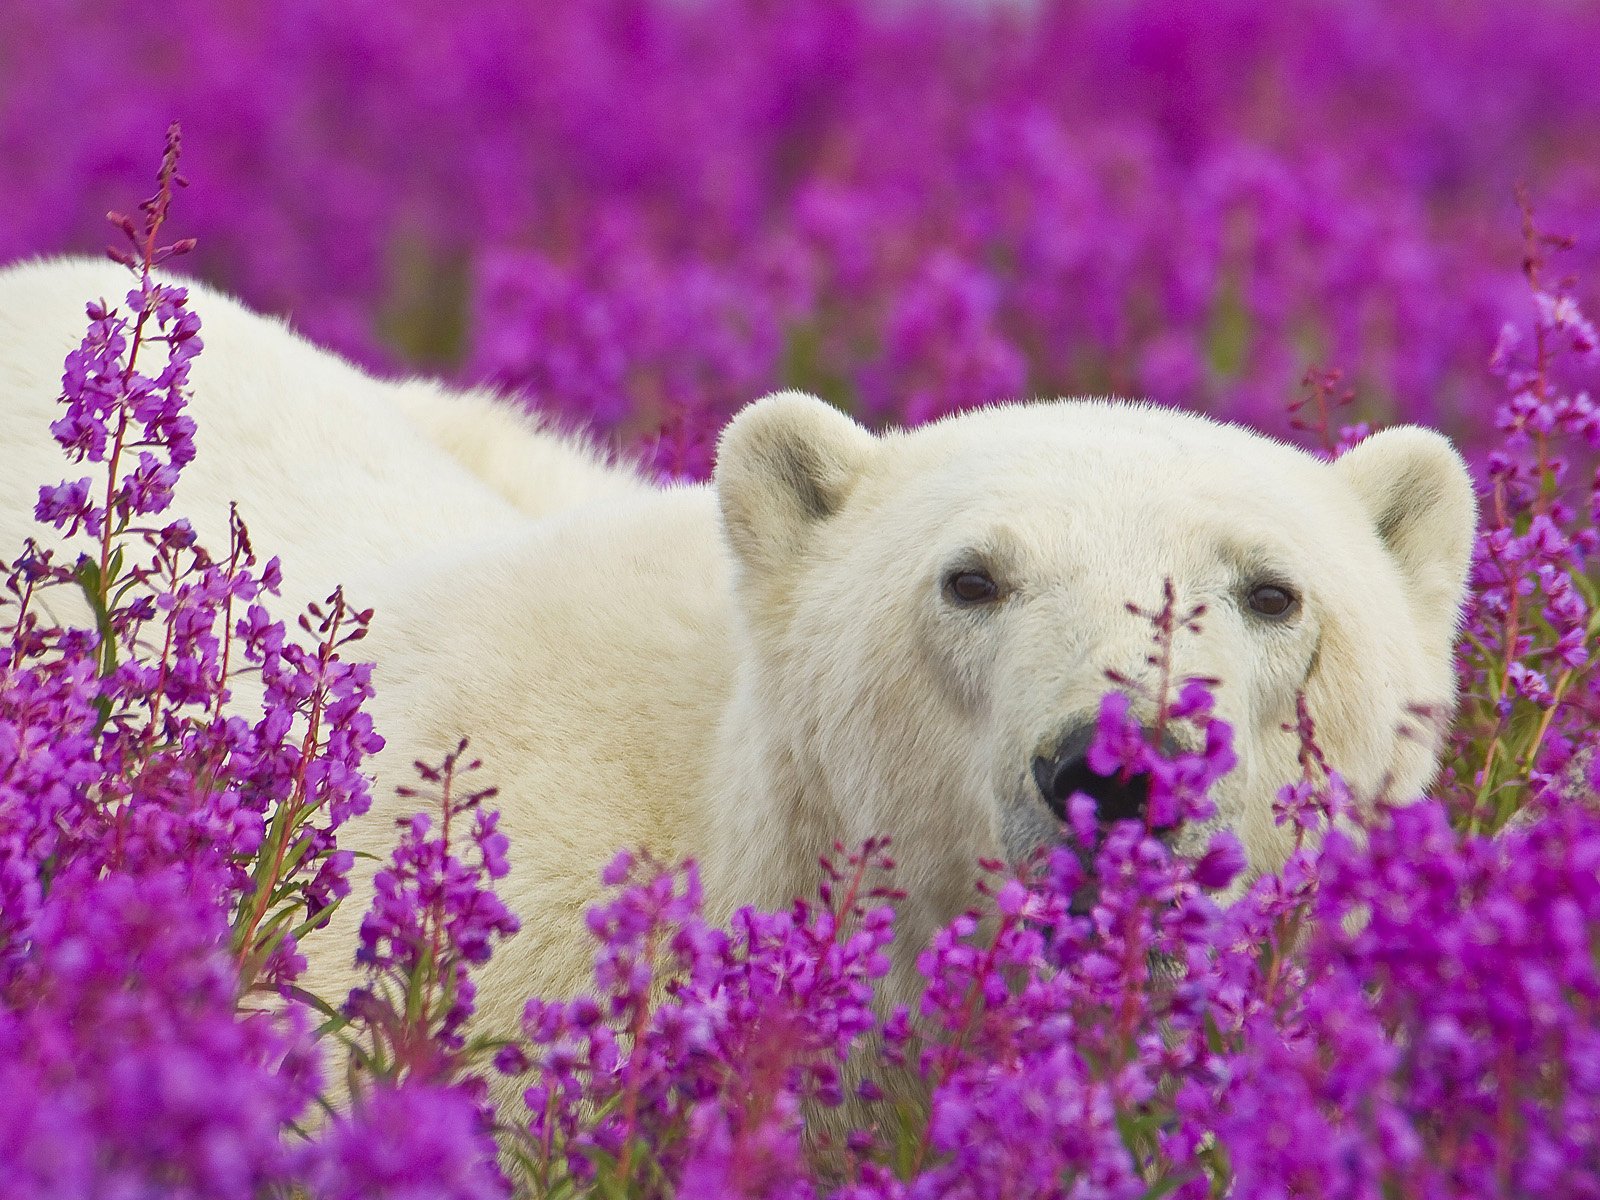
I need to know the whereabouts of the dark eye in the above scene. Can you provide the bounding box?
[1246,582,1299,619]
[945,569,1001,605]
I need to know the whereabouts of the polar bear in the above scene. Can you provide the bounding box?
[0,258,1477,1110]
[338,390,1474,1016]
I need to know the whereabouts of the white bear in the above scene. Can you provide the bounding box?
[0,258,1477,1112]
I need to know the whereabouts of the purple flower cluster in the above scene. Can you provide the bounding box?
[517,843,898,1195]
[33,136,199,533]
[5,1,1600,468]
[2,132,518,1197]
[344,741,520,1082]
[1448,204,1600,831]
[298,1082,507,1200]
[34,269,198,534]
[1210,795,1600,1198]
[0,865,318,1199]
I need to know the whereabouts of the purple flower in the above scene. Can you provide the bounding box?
[519,841,897,1191]
[346,742,519,1092]
[297,1081,507,1200]
[1193,830,1246,890]
[0,865,319,1200]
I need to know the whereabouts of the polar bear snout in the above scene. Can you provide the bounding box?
[1032,720,1183,829]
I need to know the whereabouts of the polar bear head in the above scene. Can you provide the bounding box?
[709,392,1475,924]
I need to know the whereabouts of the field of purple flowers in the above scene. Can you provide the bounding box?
[3,1,1600,1196]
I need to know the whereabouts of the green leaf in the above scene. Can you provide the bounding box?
[71,556,119,680]
[243,904,301,969]
[289,898,344,944]
[278,983,352,1031]
[1137,1170,1197,1200]
[404,942,438,1025]
[266,838,319,903]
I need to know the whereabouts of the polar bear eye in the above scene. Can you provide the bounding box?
[1246,582,1299,619]
[945,568,1001,606]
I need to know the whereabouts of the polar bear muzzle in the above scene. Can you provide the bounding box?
[1032,719,1184,828]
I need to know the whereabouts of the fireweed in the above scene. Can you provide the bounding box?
[511,841,900,1197]
[6,1,1600,472]
[4,13,1600,1197]
[0,130,510,1199]
[1445,199,1600,835]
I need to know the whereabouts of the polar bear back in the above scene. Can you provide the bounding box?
[0,257,644,617]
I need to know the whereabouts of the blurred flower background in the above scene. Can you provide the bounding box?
[5,0,1598,464]
[6,2,1600,1197]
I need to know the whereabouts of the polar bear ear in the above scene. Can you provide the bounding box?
[716,391,877,576]
[1334,427,1477,645]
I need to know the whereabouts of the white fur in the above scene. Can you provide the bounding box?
[0,259,1477,1115]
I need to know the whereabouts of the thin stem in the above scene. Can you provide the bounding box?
[235,596,343,977]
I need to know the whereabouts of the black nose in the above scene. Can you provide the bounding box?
[1032,722,1178,827]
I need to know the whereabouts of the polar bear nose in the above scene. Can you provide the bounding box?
[1032,722,1180,828]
